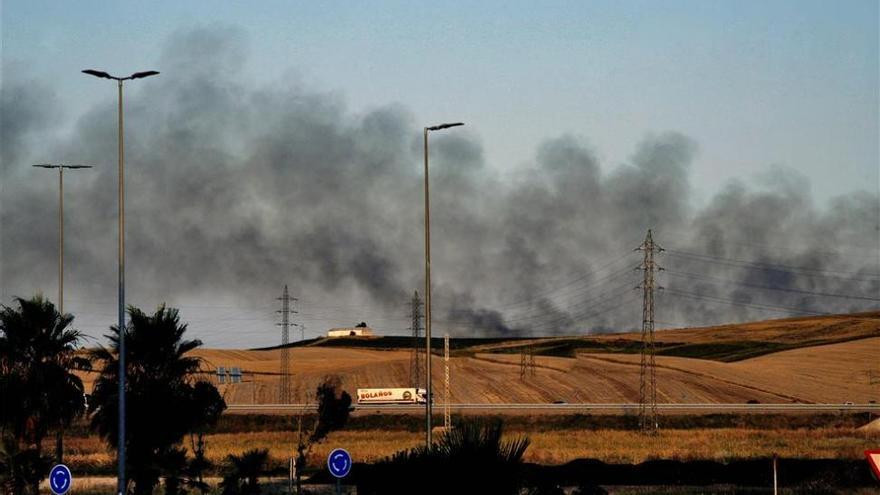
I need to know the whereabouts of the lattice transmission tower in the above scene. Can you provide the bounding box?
[636,229,663,434]
[276,285,297,404]
[520,345,536,380]
[410,291,424,388]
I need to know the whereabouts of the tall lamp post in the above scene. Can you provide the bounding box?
[31,164,93,316]
[32,163,92,464]
[423,122,463,449]
[82,68,159,495]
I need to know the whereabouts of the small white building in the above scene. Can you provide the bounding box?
[327,326,375,337]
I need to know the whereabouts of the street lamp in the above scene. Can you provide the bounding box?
[31,164,93,316]
[423,121,464,449]
[82,68,158,495]
[33,163,92,464]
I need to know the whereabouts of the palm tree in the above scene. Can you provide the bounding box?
[219,449,269,495]
[0,295,89,495]
[89,305,225,495]
[363,420,531,495]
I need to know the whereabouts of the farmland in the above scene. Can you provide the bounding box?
[61,311,880,492]
[75,311,880,406]
[62,413,879,474]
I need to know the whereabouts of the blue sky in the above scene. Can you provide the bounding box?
[3,0,878,205]
[2,1,879,347]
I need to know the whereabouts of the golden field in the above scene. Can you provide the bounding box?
[62,312,879,477]
[64,423,878,471]
[73,312,880,405]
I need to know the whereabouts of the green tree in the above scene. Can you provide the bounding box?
[89,305,225,495]
[294,376,352,493]
[0,295,89,495]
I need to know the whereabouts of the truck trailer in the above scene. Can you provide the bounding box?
[357,387,427,405]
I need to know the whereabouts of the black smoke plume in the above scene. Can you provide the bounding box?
[2,27,878,344]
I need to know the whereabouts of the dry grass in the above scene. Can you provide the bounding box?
[62,425,878,473]
[516,427,877,464]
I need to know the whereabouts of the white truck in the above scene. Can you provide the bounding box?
[357,387,427,405]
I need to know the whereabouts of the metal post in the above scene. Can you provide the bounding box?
[117,78,126,495]
[288,457,293,495]
[58,167,63,315]
[773,456,778,495]
[82,68,158,495]
[422,122,463,450]
[32,163,92,464]
[57,167,64,465]
[423,127,433,449]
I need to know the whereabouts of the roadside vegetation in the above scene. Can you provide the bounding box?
[0,295,90,495]
[88,305,227,494]
[292,375,352,493]
[359,420,532,495]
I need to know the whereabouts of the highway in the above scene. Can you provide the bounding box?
[226,402,880,413]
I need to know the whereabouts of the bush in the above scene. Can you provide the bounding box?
[358,420,530,495]
[219,449,269,495]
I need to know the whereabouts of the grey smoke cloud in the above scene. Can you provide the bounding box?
[1,26,878,344]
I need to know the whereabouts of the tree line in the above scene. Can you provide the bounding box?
[0,294,352,495]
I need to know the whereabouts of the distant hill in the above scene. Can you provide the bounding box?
[79,312,880,406]
[261,311,880,363]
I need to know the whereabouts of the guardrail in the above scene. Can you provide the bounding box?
[226,402,880,412]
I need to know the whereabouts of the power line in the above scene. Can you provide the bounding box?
[475,250,636,311]
[484,276,639,326]
[666,249,880,280]
[664,269,880,302]
[511,287,640,333]
[663,288,830,316]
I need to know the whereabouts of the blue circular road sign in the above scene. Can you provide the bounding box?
[327,448,352,478]
[49,464,72,495]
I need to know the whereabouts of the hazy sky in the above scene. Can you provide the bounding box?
[2,1,878,348]
[4,0,877,204]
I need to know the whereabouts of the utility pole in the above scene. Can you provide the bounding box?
[410,291,424,388]
[520,345,536,381]
[636,229,663,434]
[444,334,451,430]
[277,285,297,404]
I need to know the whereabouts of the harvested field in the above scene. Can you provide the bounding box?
[75,312,880,405]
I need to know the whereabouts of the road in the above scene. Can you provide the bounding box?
[226,402,880,413]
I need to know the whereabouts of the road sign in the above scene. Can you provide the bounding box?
[49,464,72,495]
[327,448,352,478]
[867,449,880,481]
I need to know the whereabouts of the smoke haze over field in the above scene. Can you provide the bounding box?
[2,27,878,347]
